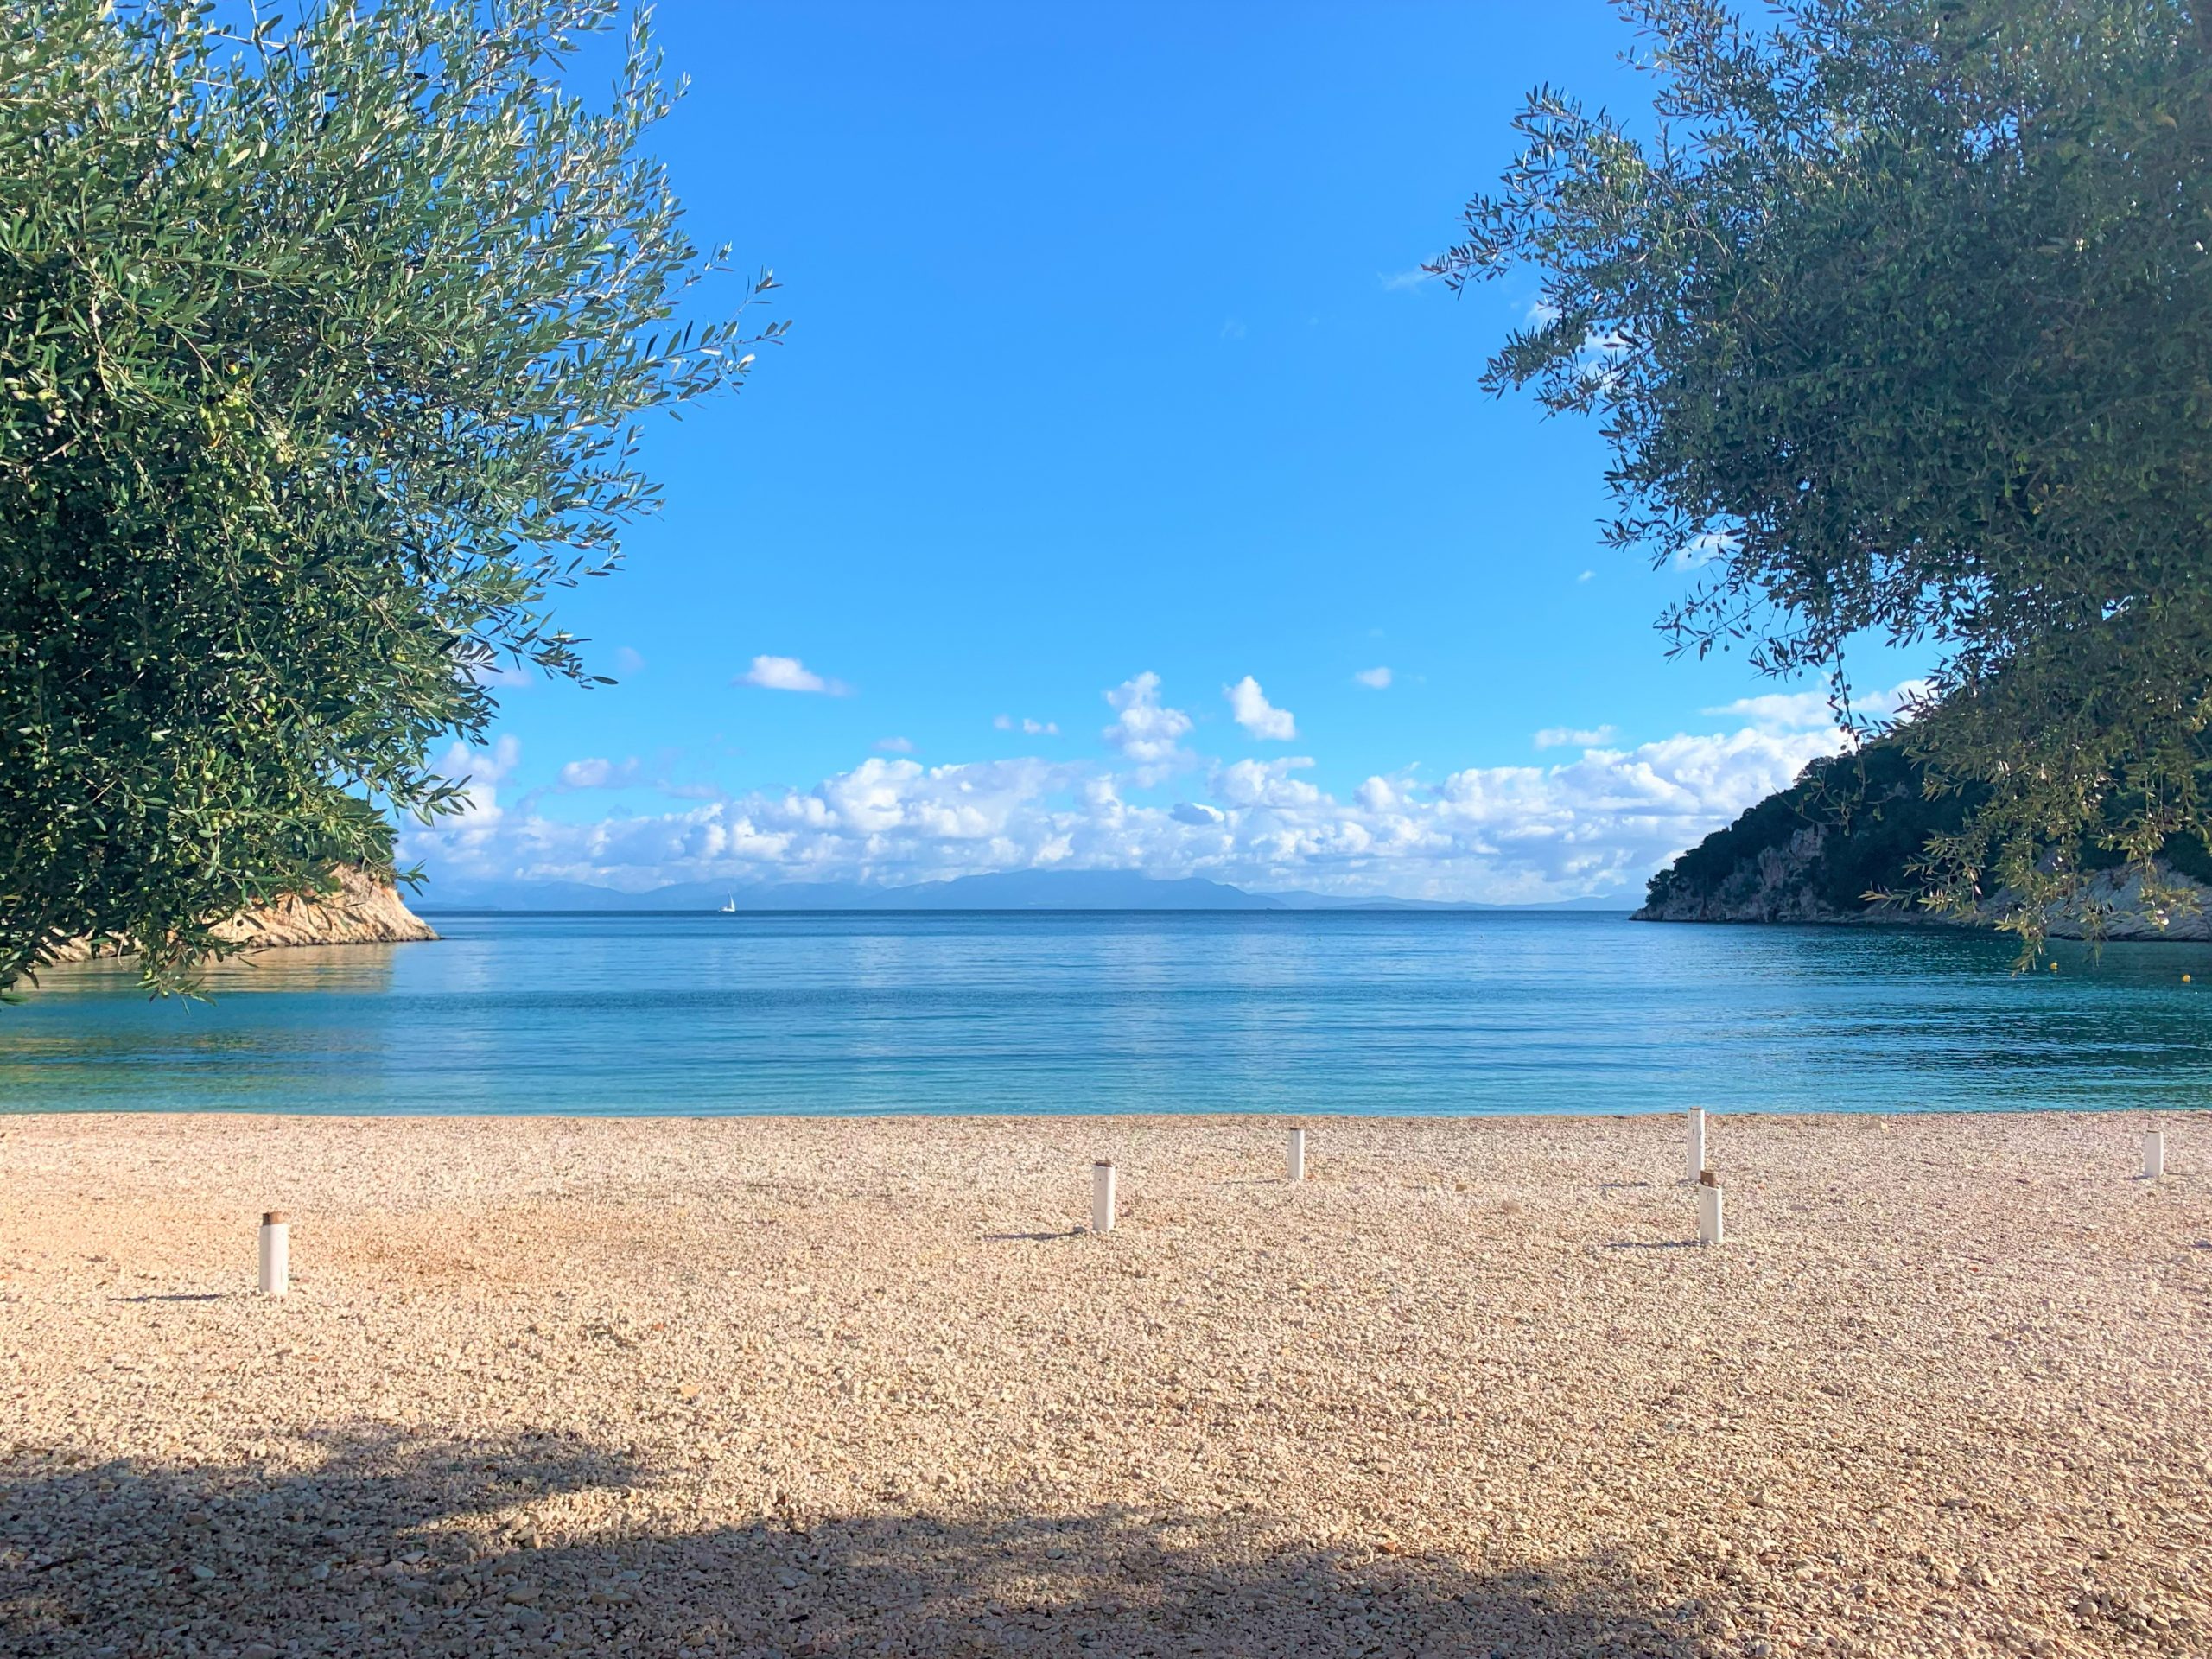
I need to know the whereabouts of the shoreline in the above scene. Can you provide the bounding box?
[5,1103,2206,1122]
[3,1109,2206,1656]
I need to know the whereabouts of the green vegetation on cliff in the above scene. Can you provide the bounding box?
[1640,747,1967,921]
[1644,747,2212,925]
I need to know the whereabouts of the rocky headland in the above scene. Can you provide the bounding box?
[1636,746,2212,939]
[47,865,437,963]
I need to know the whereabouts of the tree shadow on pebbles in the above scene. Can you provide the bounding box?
[2,1433,1708,1658]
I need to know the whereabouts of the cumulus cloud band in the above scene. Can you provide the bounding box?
[407,674,1920,904]
[409,717,1855,904]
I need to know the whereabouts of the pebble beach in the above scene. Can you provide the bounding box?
[2,1109,2208,1658]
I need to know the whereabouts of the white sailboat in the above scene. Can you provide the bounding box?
[720,893,738,912]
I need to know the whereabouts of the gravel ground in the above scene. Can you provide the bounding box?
[1,1109,2207,1659]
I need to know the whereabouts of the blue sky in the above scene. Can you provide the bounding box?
[409,1,1926,902]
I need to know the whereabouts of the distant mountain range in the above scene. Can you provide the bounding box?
[411,868,1631,913]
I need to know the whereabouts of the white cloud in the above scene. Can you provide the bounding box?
[995,715,1059,735]
[1708,690,1835,729]
[556,756,641,790]
[1874,680,1934,720]
[1352,666,1392,690]
[1214,755,1320,810]
[1225,676,1297,741]
[612,646,647,676]
[1102,672,1195,783]
[404,717,1847,906]
[736,654,850,696]
[435,734,520,788]
[1705,679,1928,732]
[1532,725,1618,751]
[874,736,915,754]
[1381,266,1439,293]
[421,734,522,846]
[1576,569,1594,584]
[1673,531,1739,570]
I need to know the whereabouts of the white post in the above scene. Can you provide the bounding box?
[1685,1108,1707,1184]
[257,1211,289,1296]
[1090,1161,1116,1234]
[1695,1174,1724,1246]
[1286,1128,1306,1183]
[2143,1129,2166,1179]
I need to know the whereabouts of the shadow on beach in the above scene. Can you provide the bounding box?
[1,1430,1711,1658]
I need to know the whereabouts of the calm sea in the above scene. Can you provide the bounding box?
[3,910,2209,1116]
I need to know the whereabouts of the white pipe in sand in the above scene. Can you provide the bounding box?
[1695,1173,1724,1246]
[1685,1107,1707,1184]
[258,1211,289,1296]
[1287,1128,1306,1183]
[2143,1129,2165,1179]
[1091,1161,1116,1234]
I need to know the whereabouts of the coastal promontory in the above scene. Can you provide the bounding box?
[1637,747,2212,940]
[47,866,436,964]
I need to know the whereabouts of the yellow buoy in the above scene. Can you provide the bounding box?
[2050,962,2060,973]
[2186,973,2195,983]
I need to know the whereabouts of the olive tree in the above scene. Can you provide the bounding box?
[1442,0,2212,944]
[0,0,781,990]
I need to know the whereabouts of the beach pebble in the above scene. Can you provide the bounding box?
[1,1109,2206,1656]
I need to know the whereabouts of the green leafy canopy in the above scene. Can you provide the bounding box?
[1443,0,2212,949]
[0,0,782,992]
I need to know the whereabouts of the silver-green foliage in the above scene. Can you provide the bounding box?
[1443,0,2212,947]
[0,0,781,990]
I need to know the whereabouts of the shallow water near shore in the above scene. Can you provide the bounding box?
[4,908,2212,1116]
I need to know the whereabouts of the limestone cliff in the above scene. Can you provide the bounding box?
[48,866,437,963]
[209,864,438,950]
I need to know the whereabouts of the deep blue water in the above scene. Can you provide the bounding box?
[3,909,2210,1116]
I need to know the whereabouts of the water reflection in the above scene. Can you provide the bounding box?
[3,912,2209,1116]
[32,941,405,999]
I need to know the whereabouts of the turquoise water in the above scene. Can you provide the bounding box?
[3,910,2210,1116]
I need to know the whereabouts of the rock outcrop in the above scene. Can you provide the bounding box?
[1636,746,2212,939]
[1634,831,2212,938]
[1634,823,1882,926]
[48,866,437,963]
[212,864,439,950]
